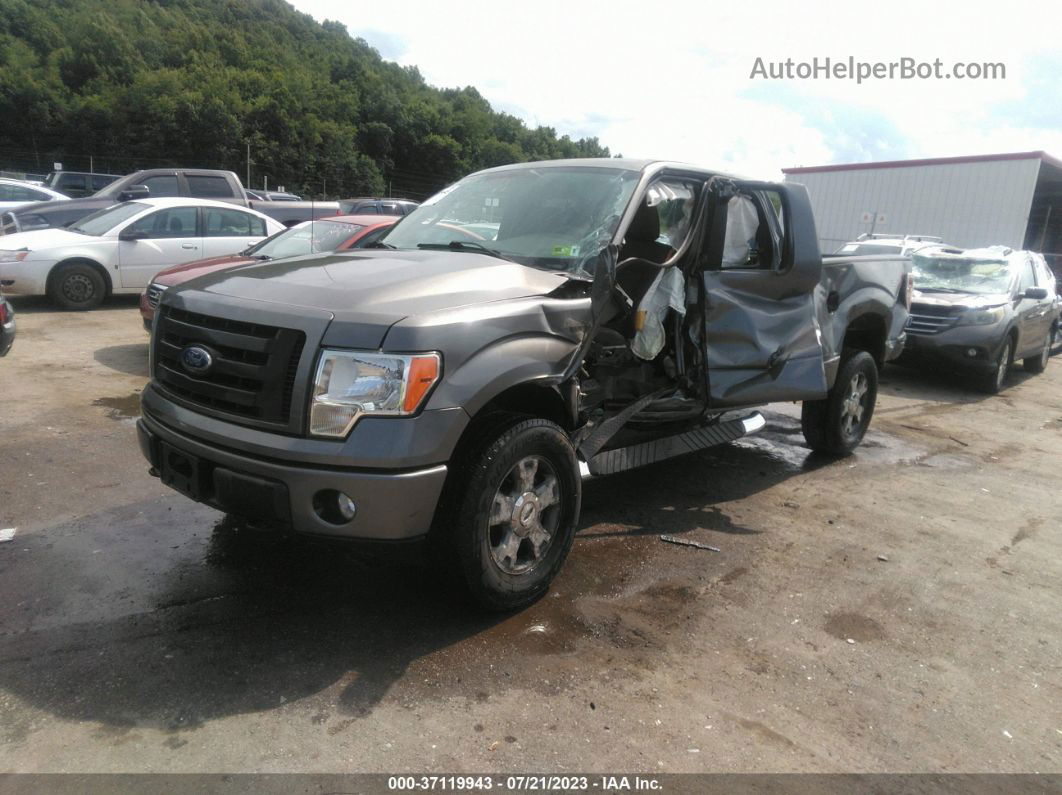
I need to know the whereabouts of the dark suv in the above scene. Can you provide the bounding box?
[901,246,1058,392]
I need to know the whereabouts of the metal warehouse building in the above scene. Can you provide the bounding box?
[782,151,1062,265]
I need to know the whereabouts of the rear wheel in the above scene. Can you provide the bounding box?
[802,350,878,455]
[978,337,1013,393]
[1023,332,1051,374]
[50,262,105,310]
[429,415,581,611]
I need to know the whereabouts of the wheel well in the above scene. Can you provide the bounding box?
[47,258,112,297]
[842,313,887,367]
[472,382,572,431]
[1007,326,1019,359]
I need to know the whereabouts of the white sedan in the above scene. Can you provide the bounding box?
[0,198,283,309]
[0,178,69,211]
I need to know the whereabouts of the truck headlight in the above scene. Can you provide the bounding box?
[0,249,28,263]
[309,350,441,438]
[956,306,1005,326]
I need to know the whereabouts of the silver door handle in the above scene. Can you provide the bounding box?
[181,244,197,250]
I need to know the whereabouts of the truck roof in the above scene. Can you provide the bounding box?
[477,157,734,178]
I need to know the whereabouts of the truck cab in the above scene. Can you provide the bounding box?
[138,159,909,610]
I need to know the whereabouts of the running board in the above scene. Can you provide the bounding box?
[580,412,766,478]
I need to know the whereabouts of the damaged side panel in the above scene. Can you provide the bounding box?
[702,279,828,405]
[698,181,829,408]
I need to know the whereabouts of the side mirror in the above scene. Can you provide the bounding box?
[119,229,148,242]
[118,185,150,202]
[1023,287,1049,300]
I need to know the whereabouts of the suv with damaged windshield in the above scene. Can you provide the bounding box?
[137,159,910,610]
[901,246,1057,392]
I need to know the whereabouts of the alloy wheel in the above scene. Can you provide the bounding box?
[487,455,561,576]
[840,372,869,439]
[995,341,1011,390]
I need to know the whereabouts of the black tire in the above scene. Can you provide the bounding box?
[801,350,878,456]
[1023,332,1051,374]
[49,262,105,310]
[429,414,581,611]
[977,336,1013,393]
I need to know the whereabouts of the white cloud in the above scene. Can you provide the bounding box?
[293,0,1060,178]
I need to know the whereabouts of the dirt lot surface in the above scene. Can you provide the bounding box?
[1,296,1059,774]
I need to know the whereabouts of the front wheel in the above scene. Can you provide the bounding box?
[977,337,1013,393]
[50,262,105,310]
[801,350,878,455]
[430,416,582,611]
[1023,332,1051,374]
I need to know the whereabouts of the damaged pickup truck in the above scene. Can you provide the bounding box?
[137,159,910,609]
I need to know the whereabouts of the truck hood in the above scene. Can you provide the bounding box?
[912,289,1010,309]
[175,249,571,348]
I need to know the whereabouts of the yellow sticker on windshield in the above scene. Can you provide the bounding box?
[551,245,580,257]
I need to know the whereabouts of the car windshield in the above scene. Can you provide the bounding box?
[380,165,642,274]
[68,202,148,236]
[912,252,1015,295]
[247,219,362,259]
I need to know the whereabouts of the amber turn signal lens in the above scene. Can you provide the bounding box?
[403,354,440,413]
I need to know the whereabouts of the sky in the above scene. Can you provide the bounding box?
[292,0,1061,179]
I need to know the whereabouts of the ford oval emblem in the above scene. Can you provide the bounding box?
[180,345,213,374]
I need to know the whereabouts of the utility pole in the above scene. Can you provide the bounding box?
[264,175,269,192]
[245,142,251,188]
[89,155,94,174]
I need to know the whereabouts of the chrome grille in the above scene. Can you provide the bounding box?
[153,305,305,427]
[146,284,166,309]
[906,303,958,335]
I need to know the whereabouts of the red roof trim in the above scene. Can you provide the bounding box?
[782,150,1062,175]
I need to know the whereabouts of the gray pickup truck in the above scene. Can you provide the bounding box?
[0,169,338,235]
[137,159,910,609]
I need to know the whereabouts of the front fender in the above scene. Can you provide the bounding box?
[428,333,580,419]
[382,294,591,419]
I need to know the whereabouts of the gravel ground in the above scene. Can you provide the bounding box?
[0,295,1059,774]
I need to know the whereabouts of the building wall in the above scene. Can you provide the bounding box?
[784,158,1041,253]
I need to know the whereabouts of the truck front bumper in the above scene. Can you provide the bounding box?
[138,411,448,541]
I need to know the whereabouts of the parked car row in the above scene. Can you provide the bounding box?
[0,167,421,313]
[0,198,284,309]
[0,168,420,235]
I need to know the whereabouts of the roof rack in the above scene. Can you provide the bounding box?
[856,233,943,243]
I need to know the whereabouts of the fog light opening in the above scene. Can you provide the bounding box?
[966,348,979,358]
[313,489,357,525]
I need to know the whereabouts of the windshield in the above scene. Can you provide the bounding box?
[912,252,1015,295]
[247,219,362,259]
[68,202,148,236]
[380,166,641,273]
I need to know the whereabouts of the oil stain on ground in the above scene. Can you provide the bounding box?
[93,393,141,420]
[823,611,885,643]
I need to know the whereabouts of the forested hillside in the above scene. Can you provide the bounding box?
[0,0,610,198]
